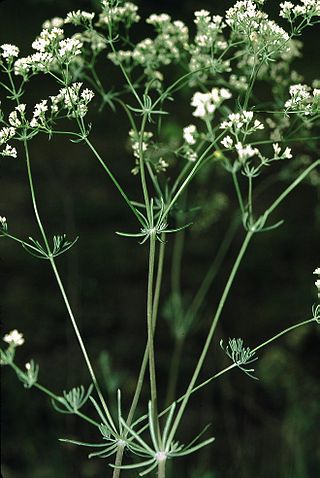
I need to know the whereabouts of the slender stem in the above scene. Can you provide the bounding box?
[138,114,151,220]
[264,160,320,219]
[112,240,166,478]
[136,316,319,438]
[252,317,317,353]
[126,237,166,428]
[49,258,116,431]
[7,362,99,427]
[248,175,253,218]
[147,234,159,435]
[164,134,224,216]
[152,237,166,328]
[157,458,166,478]
[112,444,125,478]
[84,137,143,226]
[24,140,51,254]
[185,216,239,324]
[232,172,245,215]
[166,230,253,445]
[23,141,116,432]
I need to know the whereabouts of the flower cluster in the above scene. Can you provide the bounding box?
[42,17,64,30]
[72,30,107,54]
[3,330,24,347]
[30,100,49,128]
[226,1,290,59]
[229,74,248,92]
[220,111,263,133]
[0,44,19,61]
[183,124,197,145]
[108,12,189,89]
[285,83,320,115]
[219,110,293,174]
[129,129,153,174]
[50,83,94,118]
[272,143,293,160]
[64,10,95,27]
[181,124,198,162]
[314,267,320,298]
[191,88,231,119]
[98,1,140,28]
[136,17,188,87]
[13,26,84,79]
[58,38,83,61]
[0,126,17,158]
[8,104,26,128]
[0,216,8,232]
[188,10,228,85]
[280,0,320,26]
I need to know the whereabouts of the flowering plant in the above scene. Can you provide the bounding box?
[1,1,319,476]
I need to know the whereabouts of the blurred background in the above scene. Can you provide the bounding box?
[1,1,320,477]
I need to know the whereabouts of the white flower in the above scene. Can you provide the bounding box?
[1,44,19,59]
[315,279,320,290]
[14,57,31,76]
[186,150,198,162]
[283,147,292,159]
[81,88,95,102]
[42,17,64,29]
[0,126,16,145]
[8,111,21,127]
[253,119,264,130]
[191,88,231,118]
[1,144,17,158]
[280,2,294,18]
[65,10,95,25]
[0,216,7,227]
[58,38,83,60]
[235,142,258,162]
[32,28,64,53]
[221,135,233,149]
[194,10,211,19]
[146,13,171,25]
[25,362,31,371]
[3,329,24,347]
[313,267,320,275]
[16,104,26,114]
[273,143,281,156]
[183,124,197,145]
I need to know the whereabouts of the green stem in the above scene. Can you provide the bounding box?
[8,363,99,428]
[166,230,254,444]
[112,444,126,478]
[23,141,116,432]
[49,258,116,431]
[248,175,253,218]
[157,458,166,478]
[138,114,151,220]
[252,317,317,353]
[147,234,159,435]
[164,135,224,216]
[137,316,319,437]
[84,137,143,226]
[186,216,239,325]
[263,160,320,219]
[126,237,166,428]
[232,171,245,215]
[111,239,166,478]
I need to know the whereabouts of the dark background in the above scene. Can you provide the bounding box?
[1,1,320,477]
